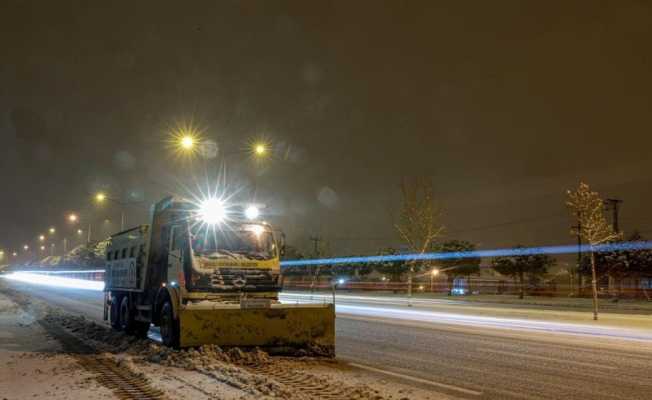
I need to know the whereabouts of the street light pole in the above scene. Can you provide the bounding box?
[94,192,135,232]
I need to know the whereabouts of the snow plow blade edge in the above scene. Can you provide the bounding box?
[178,304,335,354]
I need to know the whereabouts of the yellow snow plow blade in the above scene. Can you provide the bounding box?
[178,304,335,353]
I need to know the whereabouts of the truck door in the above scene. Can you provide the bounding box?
[167,226,184,285]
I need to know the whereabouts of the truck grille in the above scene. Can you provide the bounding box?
[210,267,275,289]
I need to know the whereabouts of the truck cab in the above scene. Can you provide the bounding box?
[167,220,282,297]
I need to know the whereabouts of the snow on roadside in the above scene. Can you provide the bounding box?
[1,351,117,400]
[0,290,115,400]
[41,308,385,399]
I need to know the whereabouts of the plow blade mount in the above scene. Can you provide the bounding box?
[178,304,335,353]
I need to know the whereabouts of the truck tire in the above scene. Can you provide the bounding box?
[119,296,135,333]
[110,294,122,331]
[160,301,179,348]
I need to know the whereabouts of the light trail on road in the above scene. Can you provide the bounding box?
[336,304,652,341]
[3,271,105,290]
[280,292,652,343]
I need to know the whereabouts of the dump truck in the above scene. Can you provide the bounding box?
[103,196,335,353]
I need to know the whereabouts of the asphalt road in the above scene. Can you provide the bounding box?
[4,279,652,400]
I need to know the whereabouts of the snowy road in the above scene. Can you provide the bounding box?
[4,280,652,399]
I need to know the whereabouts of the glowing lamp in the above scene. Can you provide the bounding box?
[199,198,226,224]
[245,205,260,220]
[180,136,195,150]
[254,143,266,156]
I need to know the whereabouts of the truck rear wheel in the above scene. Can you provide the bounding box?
[110,294,122,331]
[160,301,179,348]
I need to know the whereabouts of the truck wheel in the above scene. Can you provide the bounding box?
[119,296,135,333]
[110,294,122,331]
[160,301,179,348]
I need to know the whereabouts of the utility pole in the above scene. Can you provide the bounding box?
[603,198,623,297]
[604,198,623,233]
[309,235,322,298]
[572,219,582,296]
[309,235,322,258]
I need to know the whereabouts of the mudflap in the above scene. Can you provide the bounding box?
[178,304,335,354]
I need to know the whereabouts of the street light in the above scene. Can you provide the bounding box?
[40,245,45,251]
[430,268,440,292]
[49,227,56,234]
[254,143,267,156]
[38,234,45,242]
[68,213,78,223]
[77,229,83,235]
[93,192,127,230]
[12,252,17,257]
[180,135,195,150]
[23,244,29,251]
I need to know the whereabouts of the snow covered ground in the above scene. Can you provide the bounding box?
[0,280,446,400]
[0,291,114,399]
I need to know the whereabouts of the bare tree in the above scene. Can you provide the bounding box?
[566,182,621,320]
[394,177,445,305]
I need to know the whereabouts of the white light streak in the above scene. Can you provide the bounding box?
[3,272,104,291]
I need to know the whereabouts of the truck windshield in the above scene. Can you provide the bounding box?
[191,225,275,260]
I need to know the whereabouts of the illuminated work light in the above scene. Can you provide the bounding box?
[244,205,260,220]
[199,198,226,224]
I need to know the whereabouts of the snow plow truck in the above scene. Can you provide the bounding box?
[103,196,335,353]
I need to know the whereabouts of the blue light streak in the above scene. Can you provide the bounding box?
[280,241,652,267]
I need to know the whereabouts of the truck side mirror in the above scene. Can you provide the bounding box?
[279,232,286,257]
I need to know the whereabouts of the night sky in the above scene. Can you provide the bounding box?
[2,1,652,257]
